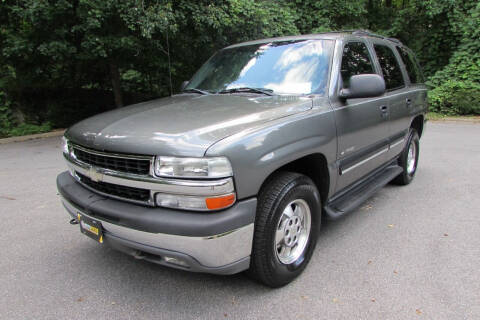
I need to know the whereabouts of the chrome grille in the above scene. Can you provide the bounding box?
[76,172,151,203]
[72,146,151,175]
[65,143,235,208]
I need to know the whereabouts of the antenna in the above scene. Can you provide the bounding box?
[166,28,173,96]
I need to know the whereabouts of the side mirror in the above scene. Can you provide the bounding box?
[339,74,385,99]
[180,81,189,91]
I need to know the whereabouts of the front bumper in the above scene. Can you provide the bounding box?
[57,172,256,274]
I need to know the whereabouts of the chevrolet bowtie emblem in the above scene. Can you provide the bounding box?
[88,167,104,182]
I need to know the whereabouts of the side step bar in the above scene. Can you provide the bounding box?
[324,164,403,219]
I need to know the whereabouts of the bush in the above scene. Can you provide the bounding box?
[6,122,52,137]
[426,3,480,115]
[1,91,53,138]
[0,92,14,137]
[428,80,480,115]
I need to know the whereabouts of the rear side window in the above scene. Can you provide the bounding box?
[373,44,405,90]
[396,46,424,84]
[341,42,375,88]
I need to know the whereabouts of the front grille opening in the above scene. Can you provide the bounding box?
[76,172,150,203]
[73,147,150,175]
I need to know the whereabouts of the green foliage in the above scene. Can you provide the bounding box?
[0,92,14,137]
[6,122,52,137]
[0,91,53,137]
[0,0,479,134]
[429,80,480,115]
[427,2,480,114]
[288,0,368,33]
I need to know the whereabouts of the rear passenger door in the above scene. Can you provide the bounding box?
[395,45,428,135]
[371,42,411,159]
[333,40,390,192]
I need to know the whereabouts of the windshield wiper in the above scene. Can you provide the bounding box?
[182,88,210,95]
[218,87,275,96]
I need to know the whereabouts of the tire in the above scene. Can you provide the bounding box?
[248,171,321,287]
[393,128,420,185]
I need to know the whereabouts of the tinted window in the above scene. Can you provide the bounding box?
[340,42,375,88]
[374,44,405,90]
[186,40,334,95]
[396,46,424,84]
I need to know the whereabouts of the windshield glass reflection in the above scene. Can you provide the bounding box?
[186,39,334,95]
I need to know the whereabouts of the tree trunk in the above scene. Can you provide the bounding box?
[109,61,123,108]
[386,0,392,8]
[367,0,374,29]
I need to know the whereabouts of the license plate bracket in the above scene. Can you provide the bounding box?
[78,213,103,243]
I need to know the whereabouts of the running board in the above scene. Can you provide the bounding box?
[324,164,403,219]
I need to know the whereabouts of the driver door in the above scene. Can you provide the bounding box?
[333,40,390,192]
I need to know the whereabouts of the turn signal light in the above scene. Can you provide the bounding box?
[206,194,236,210]
[155,192,236,211]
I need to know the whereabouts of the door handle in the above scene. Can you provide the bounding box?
[380,105,388,118]
[406,98,412,107]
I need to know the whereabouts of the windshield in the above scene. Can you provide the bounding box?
[186,39,334,95]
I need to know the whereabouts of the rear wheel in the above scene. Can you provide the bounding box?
[248,172,321,287]
[393,128,420,185]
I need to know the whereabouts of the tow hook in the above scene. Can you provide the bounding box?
[69,218,79,225]
[132,251,146,260]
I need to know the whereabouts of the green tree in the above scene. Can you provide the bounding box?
[428,2,480,114]
[0,0,479,137]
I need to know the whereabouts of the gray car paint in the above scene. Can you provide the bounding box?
[329,36,427,194]
[66,94,313,158]
[206,97,337,200]
[368,37,428,164]
[65,32,427,204]
[331,37,391,191]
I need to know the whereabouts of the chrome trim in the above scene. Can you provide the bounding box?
[72,171,156,206]
[62,198,253,268]
[72,143,153,161]
[66,156,235,196]
[341,147,389,175]
[153,156,234,179]
[389,138,405,149]
[65,143,236,208]
[154,192,236,212]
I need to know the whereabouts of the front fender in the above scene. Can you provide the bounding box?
[205,107,337,199]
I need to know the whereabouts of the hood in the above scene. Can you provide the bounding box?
[66,94,313,157]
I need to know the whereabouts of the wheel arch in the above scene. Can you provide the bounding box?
[411,114,424,138]
[259,153,330,209]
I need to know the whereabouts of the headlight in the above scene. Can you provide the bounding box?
[154,156,233,178]
[61,136,69,154]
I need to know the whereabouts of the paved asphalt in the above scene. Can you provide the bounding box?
[0,122,479,320]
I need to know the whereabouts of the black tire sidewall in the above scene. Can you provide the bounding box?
[261,176,321,286]
[399,129,420,184]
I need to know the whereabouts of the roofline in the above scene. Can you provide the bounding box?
[225,34,343,49]
[225,30,403,49]
[351,30,403,45]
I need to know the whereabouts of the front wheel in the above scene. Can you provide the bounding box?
[248,172,321,287]
[393,128,420,185]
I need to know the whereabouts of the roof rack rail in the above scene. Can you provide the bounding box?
[351,30,402,44]
[386,37,401,44]
[314,30,356,35]
[352,30,380,37]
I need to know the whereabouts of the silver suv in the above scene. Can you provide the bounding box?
[57,30,427,287]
